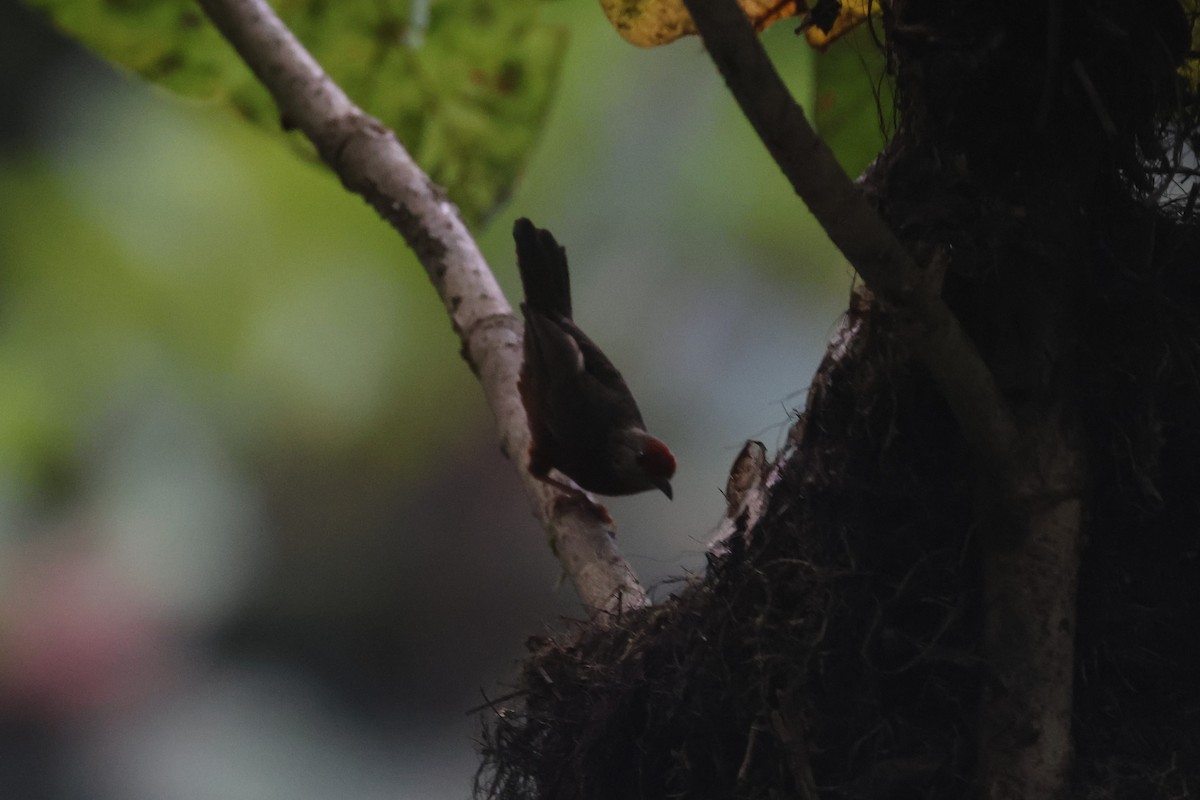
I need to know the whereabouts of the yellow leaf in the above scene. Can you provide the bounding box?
[600,0,807,48]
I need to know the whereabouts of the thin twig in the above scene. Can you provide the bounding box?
[194,0,647,614]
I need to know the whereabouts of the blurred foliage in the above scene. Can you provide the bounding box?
[662,23,886,274]
[813,23,891,178]
[20,0,567,226]
[0,83,481,490]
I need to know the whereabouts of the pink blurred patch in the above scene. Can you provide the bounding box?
[0,536,173,721]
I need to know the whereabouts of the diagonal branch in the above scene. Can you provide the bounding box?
[194,0,647,614]
[680,0,1018,473]
[681,3,1083,797]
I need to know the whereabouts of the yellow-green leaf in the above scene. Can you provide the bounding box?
[813,22,891,176]
[599,0,805,48]
[22,0,567,227]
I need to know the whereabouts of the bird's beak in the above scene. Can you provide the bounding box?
[655,477,673,500]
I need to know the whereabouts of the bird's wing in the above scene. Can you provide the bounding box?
[555,315,648,431]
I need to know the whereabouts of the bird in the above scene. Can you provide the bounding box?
[513,217,676,500]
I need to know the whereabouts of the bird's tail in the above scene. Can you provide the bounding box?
[514,218,572,319]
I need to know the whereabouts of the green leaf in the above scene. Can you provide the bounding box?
[813,23,892,177]
[23,0,567,226]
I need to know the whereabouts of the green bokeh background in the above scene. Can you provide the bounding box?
[0,2,884,797]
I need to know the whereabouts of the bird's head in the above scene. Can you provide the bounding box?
[622,430,676,499]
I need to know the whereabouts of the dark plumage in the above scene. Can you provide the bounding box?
[514,218,675,499]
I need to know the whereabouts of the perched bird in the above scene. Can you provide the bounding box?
[514,218,676,500]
